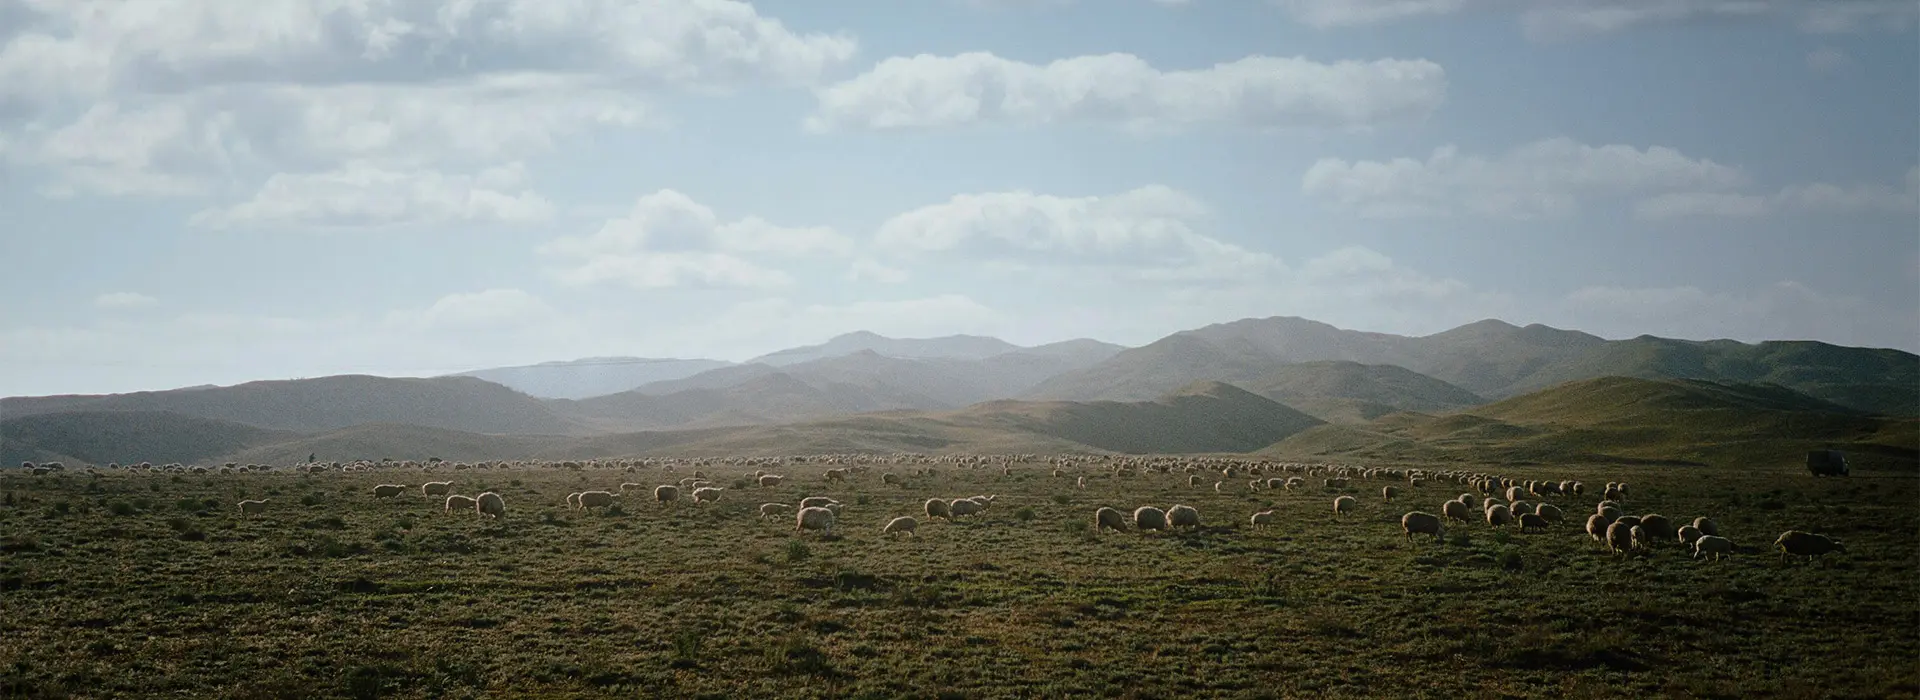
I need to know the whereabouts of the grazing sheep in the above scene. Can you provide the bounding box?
[1693,535,1734,561]
[577,491,616,510]
[372,484,407,498]
[1382,486,1400,502]
[824,468,846,482]
[1692,517,1719,537]
[1333,495,1357,517]
[1534,503,1563,523]
[1630,525,1651,552]
[1676,525,1702,546]
[1586,513,1612,541]
[1598,505,1622,522]
[882,473,903,487]
[475,492,506,519]
[795,506,836,536]
[882,516,918,538]
[1508,501,1532,519]
[924,498,951,520]
[1612,515,1642,531]
[238,499,269,516]
[760,503,794,519]
[1485,506,1513,527]
[1638,514,1675,543]
[1095,506,1128,533]
[1133,506,1169,531]
[948,499,986,518]
[1518,512,1549,533]
[692,487,723,504]
[620,483,645,494]
[445,495,477,513]
[800,496,840,510]
[1167,504,1201,529]
[1249,510,1276,530]
[1442,500,1471,523]
[1188,475,1202,487]
[566,492,583,510]
[1775,531,1846,564]
[1505,486,1525,502]
[1605,521,1634,556]
[1401,511,1444,542]
[758,475,783,487]
[654,485,680,503]
[421,481,454,497]
[1076,476,1086,489]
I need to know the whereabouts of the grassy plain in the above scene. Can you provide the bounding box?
[2,458,1915,699]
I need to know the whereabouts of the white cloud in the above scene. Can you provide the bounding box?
[847,258,911,284]
[190,163,554,229]
[394,289,554,330]
[539,189,847,290]
[1271,0,1919,37]
[1805,47,1852,73]
[1635,166,1920,219]
[806,52,1446,132]
[1303,138,1750,219]
[94,292,159,310]
[876,185,1284,283]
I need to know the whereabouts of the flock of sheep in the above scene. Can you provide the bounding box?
[17,454,1850,564]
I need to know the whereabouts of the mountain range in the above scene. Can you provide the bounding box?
[3,316,1914,470]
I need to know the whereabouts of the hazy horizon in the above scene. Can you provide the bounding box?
[3,0,1916,397]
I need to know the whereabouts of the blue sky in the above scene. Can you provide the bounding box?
[1,0,1916,397]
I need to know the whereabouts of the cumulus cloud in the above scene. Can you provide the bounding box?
[94,292,159,310]
[539,189,849,290]
[1303,138,1750,219]
[1271,0,1919,37]
[875,185,1285,283]
[806,52,1446,132]
[847,258,911,284]
[190,162,554,229]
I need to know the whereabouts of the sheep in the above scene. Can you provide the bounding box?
[1167,504,1201,529]
[238,499,269,516]
[475,492,506,519]
[1442,499,1471,522]
[882,473,903,487]
[422,481,454,497]
[620,482,645,494]
[1505,486,1525,502]
[1692,535,1734,561]
[1676,525,1702,546]
[1133,506,1169,531]
[759,475,783,488]
[1637,514,1675,544]
[1076,476,1086,489]
[1692,516,1719,537]
[1333,495,1357,517]
[1605,521,1634,556]
[760,503,794,519]
[795,506,836,536]
[1095,506,1128,533]
[1485,505,1513,527]
[1612,515,1642,531]
[882,516,918,537]
[1533,503,1563,523]
[1630,525,1652,552]
[924,498,951,520]
[1586,513,1612,541]
[1508,501,1532,519]
[372,484,407,498]
[566,492,583,510]
[1382,486,1400,502]
[1774,531,1846,564]
[824,468,846,482]
[1401,511,1445,542]
[1518,512,1549,533]
[1249,510,1276,530]
[800,496,840,510]
[692,487,723,504]
[1598,505,1622,522]
[577,491,616,510]
[948,498,986,518]
[654,485,680,503]
[445,495,477,513]
[1188,474,1203,487]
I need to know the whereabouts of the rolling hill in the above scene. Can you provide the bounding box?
[746,331,1024,366]
[1,410,296,467]
[1028,316,1915,415]
[453,357,734,400]
[1264,376,1917,471]
[0,375,581,435]
[1235,361,1485,423]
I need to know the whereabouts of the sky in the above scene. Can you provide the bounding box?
[1,0,1917,397]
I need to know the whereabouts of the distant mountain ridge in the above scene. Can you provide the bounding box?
[454,357,734,400]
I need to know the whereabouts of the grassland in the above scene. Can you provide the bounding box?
[2,457,1915,699]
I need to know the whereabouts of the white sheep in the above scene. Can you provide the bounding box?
[1441,500,1471,523]
[654,485,680,503]
[692,487,723,504]
[1533,503,1563,523]
[1333,495,1357,517]
[372,484,407,498]
[1382,486,1399,502]
[238,499,269,516]
[759,475,783,487]
[1095,506,1128,534]
[924,498,951,520]
[1133,506,1168,531]
[1774,531,1846,564]
[1605,520,1633,556]
[1692,516,1719,537]
[619,483,645,494]
[1676,525,1702,546]
[446,495,477,513]
[475,492,506,519]
[1401,511,1444,542]
[1692,535,1734,561]
[1518,512,1549,533]
[577,491,617,510]
[882,516,918,538]
[1630,525,1651,551]
[760,503,794,519]
[1076,476,1086,489]
[422,481,454,497]
[948,499,986,518]
[795,506,836,536]
[1485,506,1513,527]
[1167,504,1201,529]
[1249,510,1276,530]
[1586,513,1611,541]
